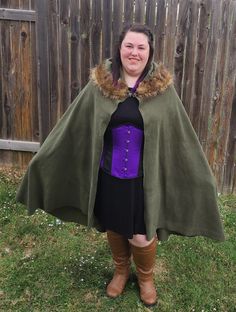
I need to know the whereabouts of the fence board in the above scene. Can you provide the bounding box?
[80,0,90,88]
[191,0,211,132]
[134,0,145,24]
[11,18,23,163]
[124,0,134,27]
[165,0,178,72]
[102,0,112,59]
[223,1,236,193]
[175,0,189,97]
[181,0,199,115]
[48,0,60,127]
[113,0,123,56]
[0,19,12,166]
[216,2,236,192]
[199,0,221,151]
[145,0,156,31]
[91,0,102,67]
[71,0,80,101]
[29,20,38,142]
[35,0,50,141]
[155,0,166,62]
[0,8,36,21]
[0,139,40,152]
[58,0,71,114]
[209,0,231,189]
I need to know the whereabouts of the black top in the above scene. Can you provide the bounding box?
[94,96,146,238]
[106,95,144,129]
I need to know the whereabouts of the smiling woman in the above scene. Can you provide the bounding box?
[16,24,225,308]
[120,31,150,84]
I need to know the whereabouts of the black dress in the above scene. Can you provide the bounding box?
[94,95,146,239]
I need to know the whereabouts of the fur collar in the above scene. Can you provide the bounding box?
[90,59,173,101]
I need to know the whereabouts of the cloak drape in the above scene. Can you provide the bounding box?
[16,60,225,241]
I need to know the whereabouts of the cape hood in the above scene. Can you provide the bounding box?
[16,59,225,242]
[90,59,173,100]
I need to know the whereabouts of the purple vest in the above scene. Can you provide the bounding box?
[100,124,144,179]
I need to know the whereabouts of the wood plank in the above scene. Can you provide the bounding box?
[145,0,156,31]
[91,0,102,67]
[1,0,18,9]
[11,15,24,165]
[0,18,3,138]
[0,1,11,165]
[0,8,36,21]
[19,0,31,166]
[1,20,12,140]
[30,0,35,10]
[224,88,236,193]
[134,0,145,24]
[199,0,221,152]
[47,0,60,127]
[155,0,166,62]
[29,20,39,142]
[165,0,178,72]
[58,0,71,114]
[35,0,50,142]
[102,0,112,59]
[112,0,123,57]
[0,150,32,167]
[0,139,40,152]
[207,0,231,190]
[174,0,189,98]
[222,0,236,194]
[191,0,211,133]
[80,0,90,88]
[181,0,199,116]
[71,0,81,100]
[124,0,134,27]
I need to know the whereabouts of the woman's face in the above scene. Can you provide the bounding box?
[120,31,150,78]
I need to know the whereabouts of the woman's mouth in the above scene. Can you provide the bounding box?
[129,58,139,62]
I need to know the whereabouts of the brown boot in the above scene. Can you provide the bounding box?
[106,230,131,298]
[131,238,157,306]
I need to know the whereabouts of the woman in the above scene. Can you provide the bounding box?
[16,24,225,307]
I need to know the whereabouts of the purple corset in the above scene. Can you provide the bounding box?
[100,124,144,179]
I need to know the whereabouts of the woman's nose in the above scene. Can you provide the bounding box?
[131,48,138,55]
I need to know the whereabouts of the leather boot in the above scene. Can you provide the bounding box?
[131,238,157,306]
[106,230,131,298]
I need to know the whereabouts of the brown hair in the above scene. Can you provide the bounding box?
[112,24,154,85]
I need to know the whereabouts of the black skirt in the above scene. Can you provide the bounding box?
[94,168,146,239]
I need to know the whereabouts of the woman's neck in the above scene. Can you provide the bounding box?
[122,71,139,88]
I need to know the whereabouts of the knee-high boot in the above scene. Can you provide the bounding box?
[106,230,131,298]
[131,238,157,306]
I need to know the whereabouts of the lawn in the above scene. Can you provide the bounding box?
[0,168,236,312]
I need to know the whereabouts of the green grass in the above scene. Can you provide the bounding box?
[0,169,236,312]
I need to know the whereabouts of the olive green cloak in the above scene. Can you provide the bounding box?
[16,60,225,241]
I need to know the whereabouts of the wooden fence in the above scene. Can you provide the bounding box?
[0,0,236,194]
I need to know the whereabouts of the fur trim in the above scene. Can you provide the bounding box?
[90,60,173,101]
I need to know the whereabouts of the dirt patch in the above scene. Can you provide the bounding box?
[154,258,169,281]
[0,167,25,184]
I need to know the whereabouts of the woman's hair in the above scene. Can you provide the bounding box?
[112,24,154,85]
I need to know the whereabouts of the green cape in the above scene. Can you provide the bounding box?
[16,60,225,241]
